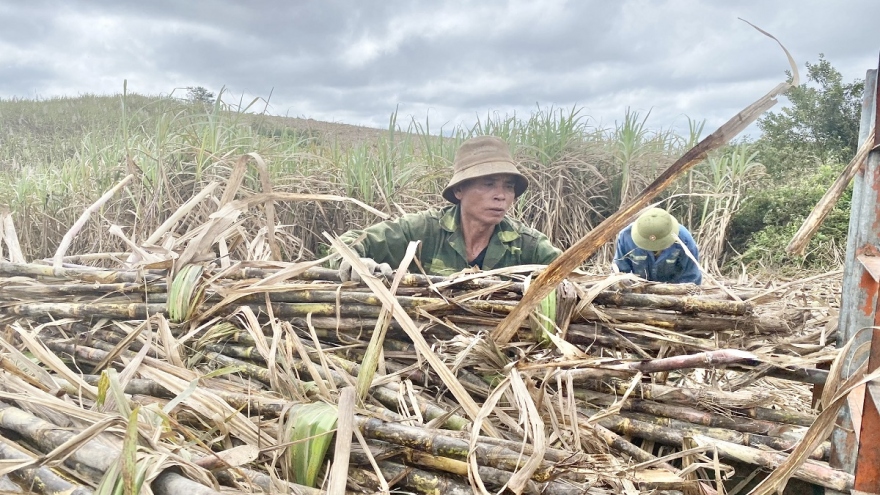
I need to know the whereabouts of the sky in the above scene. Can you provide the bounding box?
[1,0,877,139]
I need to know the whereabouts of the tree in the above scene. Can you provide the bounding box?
[756,54,864,179]
[723,56,863,271]
[185,86,215,106]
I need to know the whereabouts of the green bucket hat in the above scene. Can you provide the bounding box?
[632,208,679,252]
[442,136,528,204]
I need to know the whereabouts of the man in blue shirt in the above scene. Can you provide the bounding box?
[613,208,702,284]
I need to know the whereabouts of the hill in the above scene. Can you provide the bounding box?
[0,92,850,276]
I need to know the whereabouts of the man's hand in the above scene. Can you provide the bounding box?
[338,258,393,283]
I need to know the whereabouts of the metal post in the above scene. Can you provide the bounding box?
[828,56,880,493]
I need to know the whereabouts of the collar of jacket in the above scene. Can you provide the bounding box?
[439,205,522,242]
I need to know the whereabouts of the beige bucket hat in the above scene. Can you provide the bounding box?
[632,208,679,252]
[442,136,528,204]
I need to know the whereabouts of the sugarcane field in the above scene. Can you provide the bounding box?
[0,42,878,495]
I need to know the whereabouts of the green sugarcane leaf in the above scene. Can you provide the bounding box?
[96,370,110,408]
[286,402,338,487]
[532,290,557,346]
[168,264,204,322]
[122,407,140,495]
[101,368,132,417]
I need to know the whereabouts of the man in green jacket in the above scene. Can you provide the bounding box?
[337,135,562,282]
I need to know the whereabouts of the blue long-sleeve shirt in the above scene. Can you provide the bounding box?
[613,224,702,284]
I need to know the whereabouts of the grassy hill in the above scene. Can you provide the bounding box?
[0,92,845,275]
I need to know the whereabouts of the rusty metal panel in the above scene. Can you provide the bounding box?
[853,329,880,493]
[858,252,880,282]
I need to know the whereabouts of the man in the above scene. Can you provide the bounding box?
[613,208,702,285]
[336,135,561,282]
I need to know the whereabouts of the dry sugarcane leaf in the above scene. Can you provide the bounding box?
[109,224,164,266]
[177,192,389,273]
[193,444,259,470]
[137,366,276,447]
[492,38,799,344]
[746,331,878,495]
[325,233,501,438]
[11,322,99,400]
[91,318,147,374]
[0,338,60,394]
[12,415,127,477]
[130,181,220,264]
[327,386,355,494]
[504,369,546,495]
[0,372,108,424]
[97,368,132,418]
[176,203,244,273]
[287,317,333,399]
[589,372,643,424]
[52,174,133,270]
[467,374,510,495]
[357,240,419,402]
[154,314,185,368]
[786,132,873,256]
[0,208,25,264]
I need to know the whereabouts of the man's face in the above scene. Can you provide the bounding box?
[454,173,517,226]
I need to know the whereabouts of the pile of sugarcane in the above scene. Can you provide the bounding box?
[0,256,851,495]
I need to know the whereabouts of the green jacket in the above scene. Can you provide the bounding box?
[337,205,561,276]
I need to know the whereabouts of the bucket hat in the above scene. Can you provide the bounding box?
[632,208,679,252]
[442,136,528,204]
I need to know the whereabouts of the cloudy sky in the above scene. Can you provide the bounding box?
[1,0,877,138]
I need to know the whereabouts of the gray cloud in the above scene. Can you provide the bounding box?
[0,0,876,137]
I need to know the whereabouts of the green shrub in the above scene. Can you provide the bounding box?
[725,163,850,272]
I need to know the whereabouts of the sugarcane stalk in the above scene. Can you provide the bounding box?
[690,434,851,492]
[201,350,471,431]
[576,305,795,334]
[578,378,776,412]
[725,363,829,385]
[97,389,603,493]
[42,341,118,369]
[0,475,24,493]
[592,292,752,316]
[347,461,475,495]
[9,302,164,320]
[351,446,595,495]
[743,405,817,428]
[355,416,562,482]
[211,465,323,495]
[0,262,161,284]
[0,401,227,494]
[0,282,165,298]
[577,377,817,427]
[234,265,527,293]
[578,389,805,436]
[163,287,752,319]
[576,406,849,491]
[0,439,94,495]
[151,472,227,495]
[622,349,760,373]
[203,336,493,399]
[621,282,701,296]
[6,294,794,338]
[585,405,826,461]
